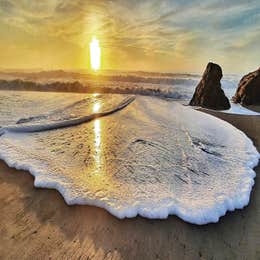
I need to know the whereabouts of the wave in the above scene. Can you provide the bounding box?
[0,79,191,100]
[0,96,135,134]
[0,70,242,103]
[16,97,92,124]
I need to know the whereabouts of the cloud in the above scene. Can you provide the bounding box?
[0,0,259,72]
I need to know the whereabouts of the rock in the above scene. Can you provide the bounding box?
[189,62,230,110]
[232,68,260,105]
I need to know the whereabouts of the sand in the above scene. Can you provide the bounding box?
[0,110,259,259]
[246,105,260,113]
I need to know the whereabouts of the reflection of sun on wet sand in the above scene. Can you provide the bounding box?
[92,98,102,171]
[94,119,101,168]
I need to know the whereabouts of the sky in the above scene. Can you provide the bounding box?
[0,0,259,73]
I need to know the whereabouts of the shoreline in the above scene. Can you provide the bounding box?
[0,109,259,259]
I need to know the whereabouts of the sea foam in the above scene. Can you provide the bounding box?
[0,92,258,224]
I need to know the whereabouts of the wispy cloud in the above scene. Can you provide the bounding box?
[0,0,259,72]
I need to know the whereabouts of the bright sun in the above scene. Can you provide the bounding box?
[90,37,101,71]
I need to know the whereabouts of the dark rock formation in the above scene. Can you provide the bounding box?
[232,68,260,105]
[189,62,230,110]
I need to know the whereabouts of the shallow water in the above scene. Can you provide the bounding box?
[0,91,258,224]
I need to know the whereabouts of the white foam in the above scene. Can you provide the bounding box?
[221,103,260,115]
[193,103,260,116]
[0,93,259,225]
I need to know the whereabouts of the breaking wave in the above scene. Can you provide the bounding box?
[0,70,241,101]
[0,78,191,99]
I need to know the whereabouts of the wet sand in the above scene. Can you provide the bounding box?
[246,105,260,113]
[0,110,259,259]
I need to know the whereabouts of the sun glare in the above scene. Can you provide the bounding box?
[90,37,101,71]
[93,102,101,113]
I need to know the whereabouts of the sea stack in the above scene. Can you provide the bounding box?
[232,68,260,105]
[189,62,230,110]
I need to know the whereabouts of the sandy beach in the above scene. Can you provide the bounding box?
[1,0,259,258]
[0,109,259,260]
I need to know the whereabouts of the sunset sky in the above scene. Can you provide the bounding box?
[0,0,259,73]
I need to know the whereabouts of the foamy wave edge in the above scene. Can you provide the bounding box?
[0,115,259,225]
[0,79,190,100]
[0,96,135,134]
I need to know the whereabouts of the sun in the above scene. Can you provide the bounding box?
[90,37,101,71]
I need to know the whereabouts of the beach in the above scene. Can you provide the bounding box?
[0,110,259,259]
[1,0,259,258]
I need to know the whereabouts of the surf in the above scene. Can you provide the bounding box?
[0,96,135,134]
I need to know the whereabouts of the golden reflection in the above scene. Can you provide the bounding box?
[93,119,102,173]
[83,116,116,190]
[93,102,101,113]
[92,99,103,173]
